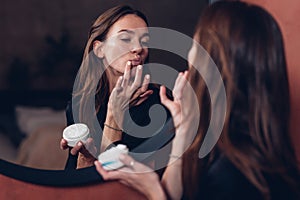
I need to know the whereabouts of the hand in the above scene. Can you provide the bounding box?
[160,71,198,155]
[60,138,97,169]
[95,154,166,200]
[159,71,189,129]
[107,61,153,127]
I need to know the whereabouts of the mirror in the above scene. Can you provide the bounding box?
[0,0,207,172]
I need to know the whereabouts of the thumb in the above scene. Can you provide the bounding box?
[119,154,135,167]
[159,85,175,111]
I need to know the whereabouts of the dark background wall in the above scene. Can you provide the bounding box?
[0,0,208,91]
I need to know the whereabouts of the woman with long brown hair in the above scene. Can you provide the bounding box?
[60,5,173,170]
[95,1,300,199]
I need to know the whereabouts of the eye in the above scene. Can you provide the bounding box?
[141,38,150,47]
[120,38,131,43]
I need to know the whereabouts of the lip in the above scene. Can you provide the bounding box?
[130,58,142,66]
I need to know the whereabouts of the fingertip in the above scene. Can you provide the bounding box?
[160,85,166,96]
[184,70,189,78]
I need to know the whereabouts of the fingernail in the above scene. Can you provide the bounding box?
[137,65,142,70]
[145,74,150,79]
[127,61,131,66]
[78,142,82,147]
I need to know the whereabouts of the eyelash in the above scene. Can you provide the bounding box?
[141,41,149,47]
[120,38,149,47]
[121,38,131,43]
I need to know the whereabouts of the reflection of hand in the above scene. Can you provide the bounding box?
[95,154,166,200]
[60,138,97,169]
[108,61,153,127]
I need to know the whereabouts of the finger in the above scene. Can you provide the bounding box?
[140,74,150,93]
[160,85,175,111]
[70,141,83,155]
[119,154,135,167]
[84,138,97,157]
[60,138,69,150]
[173,72,183,98]
[139,90,153,98]
[95,161,110,180]
[95,161,125,180]
[115,76,123,90]
[122,61,131,87]
[119,154,136,169]
[134,90,153,106]
[119,154,153,173]
[132,65,143,90]
[134,95,149,106]
[173,71,189,100]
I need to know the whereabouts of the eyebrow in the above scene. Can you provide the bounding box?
[118,29,150,38]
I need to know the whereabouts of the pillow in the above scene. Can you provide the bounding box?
[15,106,66,136]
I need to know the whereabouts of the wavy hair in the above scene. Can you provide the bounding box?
[182,1,299,199]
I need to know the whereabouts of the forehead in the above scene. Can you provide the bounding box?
[107,14,148,37]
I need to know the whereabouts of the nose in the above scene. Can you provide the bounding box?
[130,41,143,54]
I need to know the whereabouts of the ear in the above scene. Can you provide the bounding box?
[93,40,104,58]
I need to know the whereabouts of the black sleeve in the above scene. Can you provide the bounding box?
[64,101,78,170]
[65,100,74,126]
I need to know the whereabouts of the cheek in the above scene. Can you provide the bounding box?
[188,44,198,68]
[104,45,126,65]
[103,44,129,72]
[142,48,149,62]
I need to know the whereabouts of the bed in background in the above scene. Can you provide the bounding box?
[0,90,70,169]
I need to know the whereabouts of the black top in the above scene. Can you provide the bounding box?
[183,154,299,200]
[64,84,174,170]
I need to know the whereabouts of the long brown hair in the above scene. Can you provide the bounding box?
[183,1,299,199]
[72,5,148,146]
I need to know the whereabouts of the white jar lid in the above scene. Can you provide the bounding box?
[116,144,128,151]
[63,123,89,147]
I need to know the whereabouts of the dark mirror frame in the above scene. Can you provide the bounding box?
[0,158,102,186]
[0,0,210,188]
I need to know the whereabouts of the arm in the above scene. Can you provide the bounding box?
[160,71,194,199]
[100,110,123,152]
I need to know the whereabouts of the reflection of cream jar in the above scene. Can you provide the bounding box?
[63,123,90,147]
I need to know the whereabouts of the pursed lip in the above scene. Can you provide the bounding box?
[130,57,142,66]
